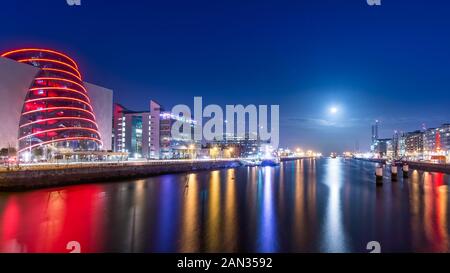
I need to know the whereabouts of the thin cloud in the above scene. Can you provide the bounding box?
[284,116,446,131]
[285,117,369,129]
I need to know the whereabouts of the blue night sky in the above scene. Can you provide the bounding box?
[1,0,450,154]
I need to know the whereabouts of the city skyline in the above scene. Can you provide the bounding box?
[2,0,450,258]
[3,0,450,154]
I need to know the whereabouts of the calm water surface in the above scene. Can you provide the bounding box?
[0,158,449,253]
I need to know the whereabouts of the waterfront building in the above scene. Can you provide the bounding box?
[371,120,379,145]
[386,139,394,158]
[149,100,162,158]
[113,104,151,159]
[398,133,406,158]
[0,49,113,161]
[370,120,380,153]
[423,127,439,154]
[113,101,197,159]
[440,124,450,151]
[392,131,400,158]
[404,130,423,158]
[421,124,450,163]
[440,124,450,163]
[368,123,450,162]
[113,101,159,159]
[372,138,390,158]
[205,133,263,158]
[159,111,197,159]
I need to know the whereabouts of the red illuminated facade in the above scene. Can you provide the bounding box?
[1,49,102,156]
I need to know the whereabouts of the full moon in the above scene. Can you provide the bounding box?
[330,107,338,114]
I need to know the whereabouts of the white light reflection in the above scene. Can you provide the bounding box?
[258,166,277,252]
[321,158,348,252]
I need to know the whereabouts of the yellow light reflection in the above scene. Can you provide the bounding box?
[207,171,221,251]
[224,169,237,252]
[180,173,199,252]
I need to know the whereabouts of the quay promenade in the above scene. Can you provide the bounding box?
[0,159,240,191]
[0,156,320,191]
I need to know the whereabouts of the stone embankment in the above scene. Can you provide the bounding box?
[0,159,241,191]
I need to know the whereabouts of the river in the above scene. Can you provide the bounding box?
[0,158,448,253]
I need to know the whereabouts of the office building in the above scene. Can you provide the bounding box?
[372,138,390,157]
[423,127,439,154]
[113,101,161,159]
[159,111,197,159]
[404,130,424,156]
[205,134,263,158]
[113,101,196,159]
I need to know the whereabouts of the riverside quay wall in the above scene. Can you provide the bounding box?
[0,160,241,191]
[406,161,450,174]
[354,158,450,174]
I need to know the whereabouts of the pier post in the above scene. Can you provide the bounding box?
[402,164,409,178]
[391,165,398,181]
[376,165,383,184]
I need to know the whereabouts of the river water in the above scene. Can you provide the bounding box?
[0,158,448,253]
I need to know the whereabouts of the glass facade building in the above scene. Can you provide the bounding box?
[113,102,197,159]
[2,49,102,158]
[113,104,152,159]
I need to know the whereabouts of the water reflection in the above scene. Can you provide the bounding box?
[180,173,199,252]
[154,177,178,252]
[0,158,449,253]
[0,186,107,253]
[0,197,21,252]
[224,169,237,252]
[322,158,348,252]
[422,172,449,252]
[257,167,277,252]
[207,171,221,251]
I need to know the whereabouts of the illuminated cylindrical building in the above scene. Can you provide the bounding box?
[1,49,103,158]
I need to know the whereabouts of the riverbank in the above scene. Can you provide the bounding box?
[280,156,318,162]
[0,159,240,191]
[405,161,450,174]
[354,157,450,174]
[353,157,387,164]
